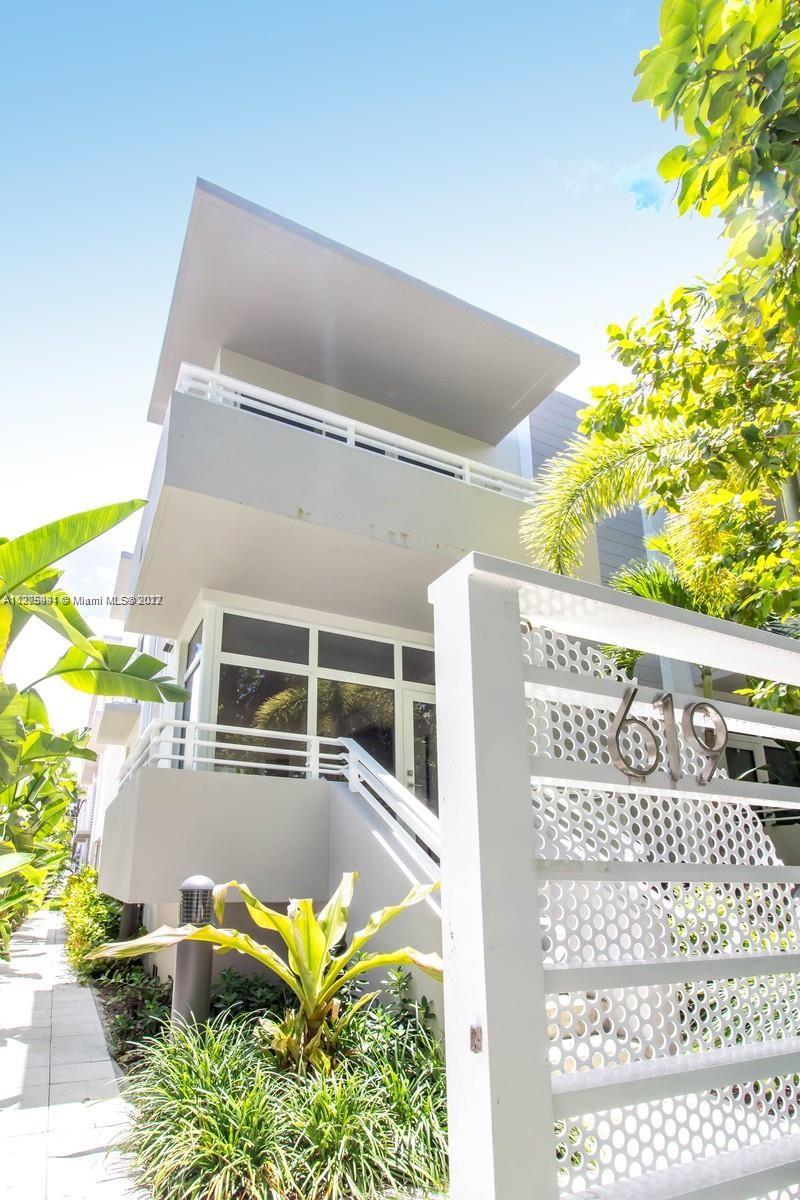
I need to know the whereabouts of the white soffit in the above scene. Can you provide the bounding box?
[430,553,800,687]
[149,180,579,442]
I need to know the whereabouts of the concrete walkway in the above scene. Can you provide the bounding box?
[0,910,140,1200]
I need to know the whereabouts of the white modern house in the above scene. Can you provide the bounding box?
[91,179,589,927]
[87,180,800,1198]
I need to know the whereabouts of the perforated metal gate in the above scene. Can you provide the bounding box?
[430,554,800,1200]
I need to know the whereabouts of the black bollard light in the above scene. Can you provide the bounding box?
[171,874,215,1027]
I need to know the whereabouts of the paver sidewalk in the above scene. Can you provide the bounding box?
[0,910,142,1200]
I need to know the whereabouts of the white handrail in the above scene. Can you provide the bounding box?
[118,719,346,786]
[339,736,440,860]
[117,720,441,864]
[176,362,536,504]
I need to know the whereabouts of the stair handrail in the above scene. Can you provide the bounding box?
[339,737,441,860]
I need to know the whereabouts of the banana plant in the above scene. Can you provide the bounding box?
[0,501,188,954]
[0,731,86,955]
[89,871,443,1071]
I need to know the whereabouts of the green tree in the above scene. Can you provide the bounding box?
[522,0,800,628]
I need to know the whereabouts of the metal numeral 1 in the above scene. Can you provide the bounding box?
[608,685,660,780]
[655,692,682,784]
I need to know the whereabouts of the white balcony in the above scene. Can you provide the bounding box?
[99,719,440,903]
[179,364,538,503]
[127,366,537,635]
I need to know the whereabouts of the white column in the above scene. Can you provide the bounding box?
[430,565,558,1200]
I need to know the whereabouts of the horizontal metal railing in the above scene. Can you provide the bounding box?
[117,719,441,867]
[176,362,535,503]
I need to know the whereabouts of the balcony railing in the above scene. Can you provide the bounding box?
[119,719,440,862]
[176,363,536,504]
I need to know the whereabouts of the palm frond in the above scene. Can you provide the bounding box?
[521,419,694,575]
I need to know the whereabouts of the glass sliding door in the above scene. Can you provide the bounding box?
[402,691,438,812]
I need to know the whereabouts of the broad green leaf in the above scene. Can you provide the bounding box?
[0,851,34,879]
[12,588,99,658]
[43,644,187,703]
[316,870,356,954]
[0,501,145,594]
[21,732,96,764]
[0,604,11,664]
[327,880,441,982]
[213,880,294,943]
[658,144,690,182]
[17,689,49,730]
[324,947,444,1001]
[87,924,304,1001]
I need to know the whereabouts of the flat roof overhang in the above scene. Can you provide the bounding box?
[149,180,579,443]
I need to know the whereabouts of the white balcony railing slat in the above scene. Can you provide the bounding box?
[176,363,535,504]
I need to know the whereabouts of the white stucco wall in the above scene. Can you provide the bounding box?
[99,769,331,904]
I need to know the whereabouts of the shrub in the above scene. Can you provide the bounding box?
[89,871,442,1073]
[123,1018,294,1200]
[123,982,448,1200]
[209,968,291,1020]
[92,964,172,1068]
[62,867,121,980]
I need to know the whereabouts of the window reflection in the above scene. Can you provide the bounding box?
[216,664,308,775]
[316,681,395,772]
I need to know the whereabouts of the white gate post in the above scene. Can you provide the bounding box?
[429,562,558,1200]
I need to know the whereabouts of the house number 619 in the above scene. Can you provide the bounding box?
[608,686,728,786]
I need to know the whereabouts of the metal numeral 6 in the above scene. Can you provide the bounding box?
[608,686,660,780]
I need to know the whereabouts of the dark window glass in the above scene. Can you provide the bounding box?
[402,646,435,685]
[221,614,309,664]
[316,681,394,771]
[726,746,758,782]
[765,744,800,788]
[318,632,394,678]
[411,699,438,814]
[186,622,203,673]
[215,663,308,776]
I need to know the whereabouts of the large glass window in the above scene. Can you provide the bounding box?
[316,681,395,771]
[216,663,308,774]
[402,646,435,685]
[318,631,394,678]
[186,622,203,672]
[221,615,309,664]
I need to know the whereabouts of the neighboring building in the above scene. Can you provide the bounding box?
[90,180,784,974]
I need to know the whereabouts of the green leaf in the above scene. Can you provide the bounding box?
[633,50,681,102]
[0,851,34,880]
[658,144,690,181]
[707,80,737,123]
[0,501,145,594]
[11,587,99,658]
[42,643,187,704]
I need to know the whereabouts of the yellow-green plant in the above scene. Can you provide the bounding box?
[89,872,443,1071]
[0,501,187,956]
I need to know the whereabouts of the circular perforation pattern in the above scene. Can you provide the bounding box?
[523,627,625,680]
[519,627,800,1194]
[555,1074,799,1193]
[539,880,800,968]
[532,787,775,866]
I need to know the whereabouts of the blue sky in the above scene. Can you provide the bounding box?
[1,0,723,729]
